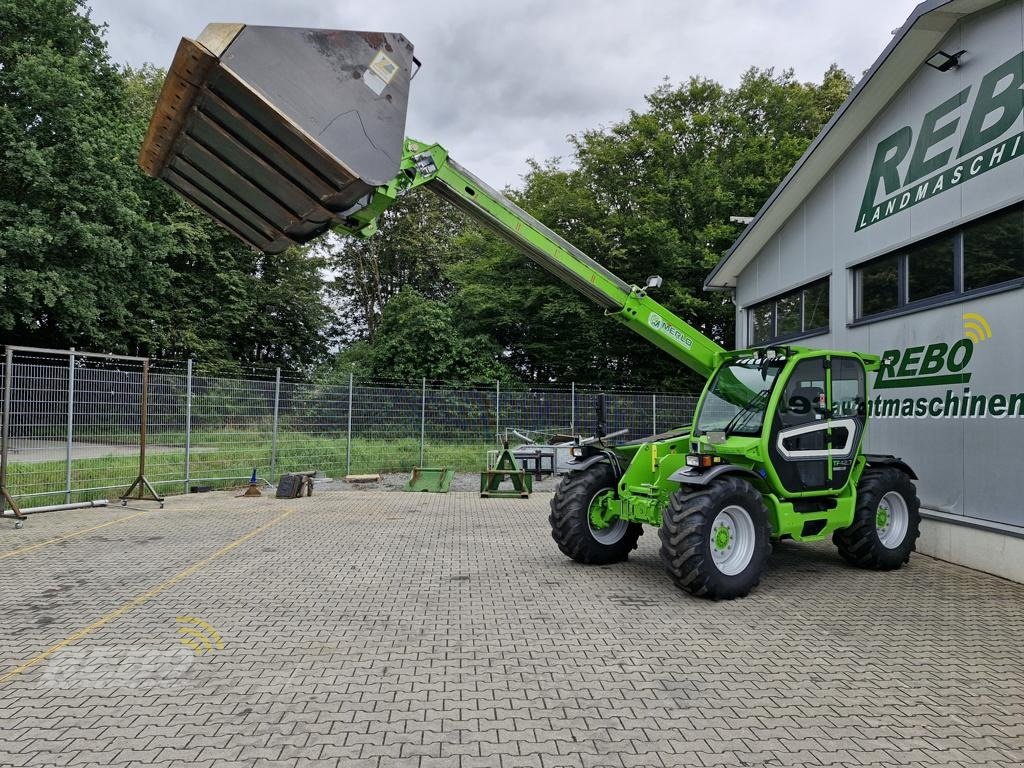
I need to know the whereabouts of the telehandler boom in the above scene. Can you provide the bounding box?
[140,24,922,599]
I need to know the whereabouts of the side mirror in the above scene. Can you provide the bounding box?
[645,275,663,290]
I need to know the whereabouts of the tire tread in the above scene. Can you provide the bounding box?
[658,476,771,600]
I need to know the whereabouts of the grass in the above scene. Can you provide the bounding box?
[4,431,495,508]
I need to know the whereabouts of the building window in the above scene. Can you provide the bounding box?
[748,277,830,345]
[963,206,1024,292]
[854,202,1024,320]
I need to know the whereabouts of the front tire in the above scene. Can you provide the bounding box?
[834,468,920,570]
[659,476,772,600]
[549,463,642,564]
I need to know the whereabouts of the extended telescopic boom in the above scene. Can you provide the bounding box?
[138,24,726,378]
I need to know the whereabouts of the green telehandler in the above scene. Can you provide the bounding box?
[139,24,921,599]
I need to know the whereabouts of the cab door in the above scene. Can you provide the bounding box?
[768,354,866,493]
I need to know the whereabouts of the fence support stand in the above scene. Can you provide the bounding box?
[269,367,281,480]
[120,358,164,507]
[652,393,657,437]
[495,380,501,441]
[419,377,426,467]
[183,359,192,495]
[1,348,25,522]
[345,372,353,477]
[64,349,76,504]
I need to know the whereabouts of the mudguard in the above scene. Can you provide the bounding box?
[668,463,762,487]
[863,454,918,480]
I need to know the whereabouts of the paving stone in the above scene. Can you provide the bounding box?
[0,490,1021,768]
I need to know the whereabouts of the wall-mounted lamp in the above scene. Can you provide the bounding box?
[926,49,966,72]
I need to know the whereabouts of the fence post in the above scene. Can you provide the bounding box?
[270,367,281,479]
[652,393,657,437]
[346,371,353,477]
[184,359,192,495]
[495,380,500,441]
[64,348,76,503]
[570,381,575,434]
[1,348,12,506]
[419,377,426,467]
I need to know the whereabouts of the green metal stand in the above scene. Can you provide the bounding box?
[480,442,532,498]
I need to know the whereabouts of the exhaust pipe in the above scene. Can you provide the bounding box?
[139,24,415,253]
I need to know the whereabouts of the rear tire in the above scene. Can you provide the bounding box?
[549,463,642,565]
[659,476,772,600]
[834,468,920,570]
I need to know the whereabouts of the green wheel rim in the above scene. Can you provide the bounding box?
[587,488,628,545]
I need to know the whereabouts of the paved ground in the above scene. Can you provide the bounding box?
[0,491,1022,768]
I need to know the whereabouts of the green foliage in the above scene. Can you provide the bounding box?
[320,189,468,342]
[0,1,330,369]
[363,287,513,383]
[445,67,853,388]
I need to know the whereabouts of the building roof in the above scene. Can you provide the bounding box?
[704,0,1001,290]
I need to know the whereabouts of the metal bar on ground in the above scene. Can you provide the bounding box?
[270,367,281,479]
[20,500,109,515]
[64,349,75,504]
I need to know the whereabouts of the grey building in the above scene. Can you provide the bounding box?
[708,0,1024,582]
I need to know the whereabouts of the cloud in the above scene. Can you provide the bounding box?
[86,0,918,188]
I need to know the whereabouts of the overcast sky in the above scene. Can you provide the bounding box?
[86,0,919,189]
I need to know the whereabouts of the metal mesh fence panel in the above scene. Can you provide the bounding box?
[1,346,700,510]
[349,381,422,474]
[146,363,188,494]
[5,351,72,506]
[274,377,349,480]
[187,370,276,488]
[423,383,496,471]
[1,349,150,507]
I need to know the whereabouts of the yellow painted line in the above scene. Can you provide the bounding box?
[0,510,150,561]
[0,508,295,685]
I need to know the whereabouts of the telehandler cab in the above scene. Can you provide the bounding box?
[139,24,921,599]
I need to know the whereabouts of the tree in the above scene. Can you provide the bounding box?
[361,287,512,383]
[321,189,468,343]
[447,66,853,388]
[0,2,331,370]
[0,0,162,351]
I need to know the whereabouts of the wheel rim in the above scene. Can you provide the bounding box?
[709,505,756,576]
[876,491,909,549]
[587,489,629,545]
